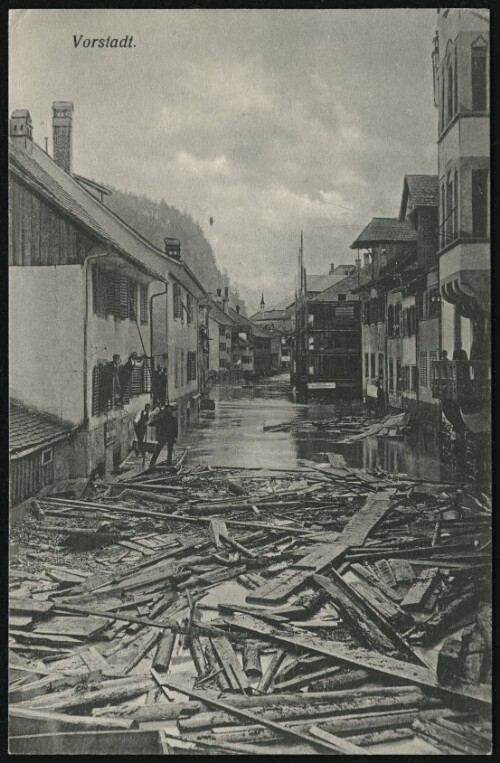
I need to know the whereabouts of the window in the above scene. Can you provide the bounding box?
[472,169,488,237]
[181,349,185,386]
[140,285,149,324]
[378,353,384,380]
[41,448,53,465]
[119,275,129,320]
[174,348,179,388]
[411,366,419,393]
[92,362,114,416]
[440,182,446,248]
[187,351,197,381]
[387,305,394,337]
[186,293,193,324]
[428,287,440,319]
[364,353,369,378]
[337,293,346,302]
[396,359,402,392]
[389,359,394,392]
[420,352,428,387]
[453,169,459,238]
[408,306,416,336]
[471,41,487,111]
[219,359,226,369]
[129,280,137,320]
[220,342,226,351]
[446,173,453,242]
[447,60,453,123]
[173,283,182,319]
[93,265,107,315]
[440,73,445,132]
[370,353,376,379]
[454,45,458,115]
[219,325,226,337]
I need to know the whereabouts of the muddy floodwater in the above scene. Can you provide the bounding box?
[182,375,455,483]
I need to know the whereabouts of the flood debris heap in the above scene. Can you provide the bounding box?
[9,450,492,755]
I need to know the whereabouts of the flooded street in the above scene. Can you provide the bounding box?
[182,375,453,483]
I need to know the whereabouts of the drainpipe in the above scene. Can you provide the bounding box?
[150,283,169,402]
[83,249,109,425]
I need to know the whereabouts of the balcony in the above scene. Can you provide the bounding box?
[431,360,490,403]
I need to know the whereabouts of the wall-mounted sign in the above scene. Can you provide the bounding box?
[308,382,337,389]
[104,420,116,447]
[366,383,379,398]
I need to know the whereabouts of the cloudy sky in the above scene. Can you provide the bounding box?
[10,9,438,313]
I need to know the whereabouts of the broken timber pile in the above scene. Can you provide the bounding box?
[9,457,491,754]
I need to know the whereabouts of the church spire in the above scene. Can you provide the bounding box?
[260,292,265,311]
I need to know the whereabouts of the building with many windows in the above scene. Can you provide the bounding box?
[9,102,206,492]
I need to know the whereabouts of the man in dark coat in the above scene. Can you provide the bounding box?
[149,404,178,467]
[133,403,150,456]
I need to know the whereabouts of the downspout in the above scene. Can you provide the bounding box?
[83,249,109,425]
[150,283,169,403]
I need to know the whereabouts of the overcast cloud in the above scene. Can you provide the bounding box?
[9,9,438,312]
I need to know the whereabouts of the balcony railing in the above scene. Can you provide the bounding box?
[431,360,490,402]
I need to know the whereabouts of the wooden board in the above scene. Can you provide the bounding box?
[9,730,161,755]
[33,616,109,639]
[246,569,313,605]
[222,613,491,709]
[293,543,347,571]
[339,491,395,547]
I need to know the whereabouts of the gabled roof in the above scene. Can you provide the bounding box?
[10,399,76,458]
[208,301,237,326]
[399,175,438,220]
[226,306,253,327]
[312,266,372,302]
[9,139,206,299]
[249,309,289,321]
[350,217,417,249]
[306,273,347,293]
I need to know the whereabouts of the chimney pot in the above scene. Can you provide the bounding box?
[329,262,335,275]
[164,237,181,260]
[236,305,240,314]
[224,286,229,300]
[216,288,222,297]
[52,101,74,174]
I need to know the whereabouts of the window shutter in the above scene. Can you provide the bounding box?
[106,270,116,315]
[92,365,100,416]
[130,364,142,396]
[129,280,137,321]
[142,358,151,394]
[140,285,149,324]
[119,276,129,320]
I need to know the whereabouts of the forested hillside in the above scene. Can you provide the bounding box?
[104,187,247,314]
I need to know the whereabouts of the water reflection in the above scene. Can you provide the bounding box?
[181,377,453,481]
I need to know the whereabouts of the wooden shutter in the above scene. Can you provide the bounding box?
[119,276,129,320]
[130,364,143,396]
[92,365,101,416]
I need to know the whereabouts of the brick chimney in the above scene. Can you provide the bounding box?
[236,305,240,314]
[52,101,74,173]
[216,288,222,298]
[224,286,229,300]
[329,263,335,275]
[164,237,181,260]
[10,109,33,151]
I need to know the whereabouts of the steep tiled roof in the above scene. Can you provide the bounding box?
[208,301,237,326]
[226,306,253,327]
[306,273,347,293]
[10,400,75,457]
[312,266,372,302]
[9,142,112,244]
[9,139,206,299]
[250,309,289,321]
[350,218,417,248]
[405,175,438,208]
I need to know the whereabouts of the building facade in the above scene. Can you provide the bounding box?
[430,8,490,481]
[9,102,206,484]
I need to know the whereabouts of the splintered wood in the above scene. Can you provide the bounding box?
[9,456,491,755]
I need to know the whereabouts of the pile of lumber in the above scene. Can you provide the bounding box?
[9,458,491,755]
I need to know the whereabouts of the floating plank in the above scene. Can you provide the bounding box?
[293,543,347,571]
[339,490,395,547]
